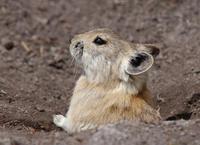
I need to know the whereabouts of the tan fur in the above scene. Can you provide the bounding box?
[53,28,161,133]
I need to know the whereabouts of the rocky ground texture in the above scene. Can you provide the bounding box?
[0,0,200,144]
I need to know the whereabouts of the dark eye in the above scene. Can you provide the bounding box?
[93,36,107,45]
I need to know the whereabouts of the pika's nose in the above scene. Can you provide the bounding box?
[74,41,84,49]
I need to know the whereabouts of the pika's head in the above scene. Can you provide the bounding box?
[70,28,160,84]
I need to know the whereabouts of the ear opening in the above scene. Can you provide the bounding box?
[125,52,154,75]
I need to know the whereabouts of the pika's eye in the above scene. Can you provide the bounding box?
[93,36,107,45]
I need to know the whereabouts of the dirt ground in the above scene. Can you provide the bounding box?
[0,0,200,144]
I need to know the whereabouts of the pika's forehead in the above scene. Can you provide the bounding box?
[73,28,120,41]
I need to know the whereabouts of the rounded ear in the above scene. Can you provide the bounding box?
[125,52,154,75]
[143,44,160,57]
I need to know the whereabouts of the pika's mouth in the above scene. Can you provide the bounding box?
[70,41,84,61]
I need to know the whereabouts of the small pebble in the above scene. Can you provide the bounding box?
[2,38,15,50]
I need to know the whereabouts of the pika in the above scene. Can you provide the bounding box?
[53,28,161,133]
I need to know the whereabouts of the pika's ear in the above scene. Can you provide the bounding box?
[144,44,160,57]
[125,52,154,75]
[138,44,160,58]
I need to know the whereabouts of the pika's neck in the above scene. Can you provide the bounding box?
[79,74,147,96]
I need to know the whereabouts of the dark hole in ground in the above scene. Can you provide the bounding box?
[165,93,200,121]
[187,93,200,105]
[165,112,193,121]
[186,93,200,118]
